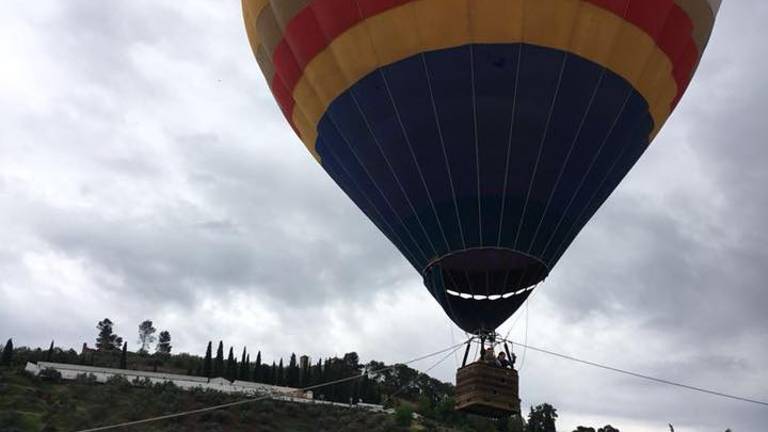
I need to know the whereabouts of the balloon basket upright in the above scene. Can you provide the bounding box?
[455,334,521,418]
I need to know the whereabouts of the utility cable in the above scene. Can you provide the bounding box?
[75,340,471,432]
[501,337,768,408]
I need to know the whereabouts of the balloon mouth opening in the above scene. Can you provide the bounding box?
[446,285,536,301]
[423,247,548,296]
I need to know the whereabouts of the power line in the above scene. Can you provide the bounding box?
[75,339,470,432]
[502,337,768,408]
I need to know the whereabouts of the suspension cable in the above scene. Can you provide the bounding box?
[383,342,467,404]
[501,337,768,408]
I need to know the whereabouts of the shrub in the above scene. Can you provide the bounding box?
[131,377,153,387]
[74,373,98,384]
[394,405,413,427]
[39,367,62,382]
[105,374,131,387]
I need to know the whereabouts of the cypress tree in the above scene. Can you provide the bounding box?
[277,358,284,386]
[225,347,236,381]
[46,340,54,362]
[203,341,213,378]
[238,347,248,380]
[253,351,262,383]
[241,354,250,381]
[314,358,323,386]
[213,341,224,377]
[1,339,13,365]
[270,361,277,385]
[302,357,312,388]
[119,342,128,369]
[288,353,298,387]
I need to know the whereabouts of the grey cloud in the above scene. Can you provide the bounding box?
[2,1,768,431]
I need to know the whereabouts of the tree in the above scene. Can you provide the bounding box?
[213,341,224,377]
[598,426,620,432]
[270,361,277,384]
[287,353,299,387]
[203,341,213,378]
[238,348,249,380]
[1,338,13,365]
[528,403,558,432]
[156,331,172,355]
[252,351,262,382]
[137,320,157,354]
[277,358,284,386]
[225,347,237,381]
[119,342,128,369]
[314,358,324,386]
[46,340,54,361]
[574,428,596,432]
[96,318,123,351]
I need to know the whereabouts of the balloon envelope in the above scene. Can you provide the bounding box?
[243,0,720,333]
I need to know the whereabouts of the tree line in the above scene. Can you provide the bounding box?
[0,320,739,432]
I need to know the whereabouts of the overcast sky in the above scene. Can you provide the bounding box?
[1,1,766,431]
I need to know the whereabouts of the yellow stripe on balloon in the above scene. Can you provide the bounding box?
[287,0,677,156]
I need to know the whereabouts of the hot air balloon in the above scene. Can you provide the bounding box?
[242,0,720,416]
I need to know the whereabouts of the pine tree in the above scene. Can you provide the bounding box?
[119,342,128,369]
[156,331,172,355]
[203,341,213,378]
[137,320,157,354]
[225,347,237,381]
[213,341,224,377]
[46,340,54,361]
[1,339,13,365]
[96,318,123,351]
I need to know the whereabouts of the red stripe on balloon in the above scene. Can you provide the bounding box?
[269,0,700,122]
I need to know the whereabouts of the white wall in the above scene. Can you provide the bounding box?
[24,361,389,413]
[25,361,311,398]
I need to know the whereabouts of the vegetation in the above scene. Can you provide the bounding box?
[95,319,123,351]
[1,339,13,365]
[0,364,406,432]
[10,317,719,431]
[137,320,157,354]
[156,331,172,356]
[527,403,557,432]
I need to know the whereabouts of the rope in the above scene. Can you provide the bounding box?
[421,53,468,251]
[501,337,768,408]
[517,301,530,371]
[382,343,467,404]
[74,340,471,432]
[502,281,541,341]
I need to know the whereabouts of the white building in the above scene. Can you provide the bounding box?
[24,361,312,398]
[24,361,390,413]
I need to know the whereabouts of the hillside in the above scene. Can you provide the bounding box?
[0,361,512,432]
[0,364,451,432]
